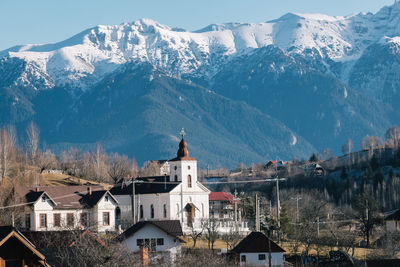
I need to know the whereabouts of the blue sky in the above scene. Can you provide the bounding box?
[0,0,395,51]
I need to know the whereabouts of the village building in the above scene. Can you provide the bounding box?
[110,131,211,233]
[385,209,400,232]
[0,226,50,267]
[117,220,184,260]
[209,192,236,220]
[231,231,285,266]
[16,186,118,232]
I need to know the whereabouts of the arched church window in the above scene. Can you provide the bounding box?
[188,166,191,170]
[174,175,178,182]
[151,204,154,219]
[174,166,177,170]
[188,175,192,188]
[140,205,143,219]
[163,204,167,218]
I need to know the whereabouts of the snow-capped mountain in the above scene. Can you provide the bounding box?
[2,2,400,93]
[2,2,400,166]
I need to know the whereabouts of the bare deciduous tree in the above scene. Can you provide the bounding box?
[0,128,16,179]
[202,218,220,250]
[385,126,400,149]
[361,135,383,159]
[108,153,131,184]
[221,227,241,250]
[26,122,40,164]
[37,149,59,173]
[188,224,202,248]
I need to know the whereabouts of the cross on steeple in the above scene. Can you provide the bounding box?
[180,128,186,139]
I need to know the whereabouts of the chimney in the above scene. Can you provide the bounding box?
[139,246,148,267]
[87,187,92,195]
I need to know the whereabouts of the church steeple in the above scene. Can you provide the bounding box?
[170,128,196,162]
[177,128,190,158]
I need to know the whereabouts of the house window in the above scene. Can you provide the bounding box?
[137,239,144,247]
[103,212,110,226]
[241,255,246,262]
[157,238,164,246]
[25,214,31,229]
[150,238,156,252]
[140,205,144,219]
[188,175,192,188]
[163,204,167,218]
[40,214,47,228]
[105,196,109,202]
[53,214,61,227]
[41,195,47,202]
[67,213,74,227]
[80,213,89,227]
[150,204,154,219]
[258,254,266,260]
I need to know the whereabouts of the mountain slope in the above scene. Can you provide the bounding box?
[45,64,315,167]
[211,46,398,152]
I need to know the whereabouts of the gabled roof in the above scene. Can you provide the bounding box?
[0,226,49,266]
[117,220,184,242]
[231,232,285,254]
[110,176,179,195]
[209,192,234,203]
[16,186,116,209]
[385,209,400,221]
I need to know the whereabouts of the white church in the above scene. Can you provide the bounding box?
[110,130,211,232]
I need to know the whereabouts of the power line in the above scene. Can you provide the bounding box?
[0,177,283,210]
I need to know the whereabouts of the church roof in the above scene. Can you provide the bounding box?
[110,176,179,195]
[170,137,196,161]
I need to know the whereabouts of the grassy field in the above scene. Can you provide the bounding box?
[41,172,113,189]
[182,237,398,260]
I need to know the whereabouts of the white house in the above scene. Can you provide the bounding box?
[111,133,211,233]
[16,186,118,232]
[385,209,400,232]
[231,232,285,266]
[117,220,184,260]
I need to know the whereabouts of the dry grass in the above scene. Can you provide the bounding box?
[41,172,112,189]
[182,237,234,250]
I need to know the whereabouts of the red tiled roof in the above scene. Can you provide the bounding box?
[209,192,234,203]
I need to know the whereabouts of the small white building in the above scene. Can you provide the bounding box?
[16,186,118,232]
[117,220,184,259]
[231,232,285,266]
[111,134,210,233]
[385,209,400,232]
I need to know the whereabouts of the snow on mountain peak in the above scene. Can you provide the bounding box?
[3,3,400,92]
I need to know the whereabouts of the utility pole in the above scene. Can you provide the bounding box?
[234,189,238,228]
[255,194,260,232]
[131,178,136,224]
[181,183,184,225]
[266,221,272,267]
[291,196,302,224]
[276,177,280,229]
